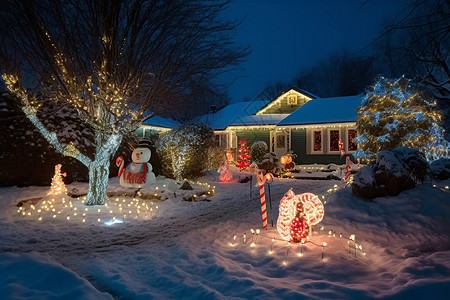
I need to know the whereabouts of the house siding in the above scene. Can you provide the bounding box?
[233,129,270,148]
[291,129,348,165]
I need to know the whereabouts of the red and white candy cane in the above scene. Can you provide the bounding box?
[344,156,353,187]
[338,139,345,157]
[257,171,273,230]
[116,156,125,178]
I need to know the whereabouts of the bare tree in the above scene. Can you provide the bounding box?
[294,50,379,98]
[377,0,449,136]
[0,0,248,205]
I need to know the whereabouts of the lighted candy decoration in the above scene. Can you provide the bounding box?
[280,154,294,171]
[257,171,274,229]
[277,189,324,241]
[116,146,156,188]
[219,162,233,182]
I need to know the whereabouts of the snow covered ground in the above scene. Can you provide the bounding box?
[1,173,449,299]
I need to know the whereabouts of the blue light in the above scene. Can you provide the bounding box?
[104,218,123,226]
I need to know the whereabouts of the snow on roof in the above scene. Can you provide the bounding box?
[277,95,363,126]
[142,115,180,129]
[229,114,289,127]
[198,100,268,130]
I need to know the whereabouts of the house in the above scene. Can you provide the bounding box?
[200,87,362,165]
[136,87,363,165]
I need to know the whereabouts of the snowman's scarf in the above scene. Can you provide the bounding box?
[124,163,149,185]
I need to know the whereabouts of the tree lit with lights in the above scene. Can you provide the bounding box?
[1,0,247,205]
[354,77,449,161]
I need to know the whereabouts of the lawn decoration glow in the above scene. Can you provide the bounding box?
[236,140,250,169]
[116,144,156,188]
[48,164,67,195]
[219,162,233,182]
[104,218,124,225]
[280,154,294,171]
[257,172,274,229]
[277,190,324,241]
[226,151,235,166]
[338,139,345,157]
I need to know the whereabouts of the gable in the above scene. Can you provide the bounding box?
[256,88,316,115]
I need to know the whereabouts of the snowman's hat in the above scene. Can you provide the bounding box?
[137,139,152,148]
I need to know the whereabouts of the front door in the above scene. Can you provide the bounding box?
[274,131,288,158]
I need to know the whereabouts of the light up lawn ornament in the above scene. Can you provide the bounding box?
[277,190,324,242]
[280,154,294,171]
[116,143,156,188]
[48,164,67,195]
[219,162,233,182]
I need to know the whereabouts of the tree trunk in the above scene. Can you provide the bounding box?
[85,133,122,205]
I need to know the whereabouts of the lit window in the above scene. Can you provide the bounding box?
[329,130,340,152]
[214,134,228,148]
[313,130,322,152]
[347,129,357,151]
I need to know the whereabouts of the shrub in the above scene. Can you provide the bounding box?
[251,141,268,163]
[155,123,213,180]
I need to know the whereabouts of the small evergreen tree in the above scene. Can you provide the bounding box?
[236,140,250,169]
[354,77,449,161]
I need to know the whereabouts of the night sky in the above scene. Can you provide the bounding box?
[223,0,408,102]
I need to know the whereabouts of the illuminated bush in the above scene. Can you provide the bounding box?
[355,77,449,161]
[156,124,213,180]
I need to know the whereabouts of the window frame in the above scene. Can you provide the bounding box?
[328,129,341,154]
[311,128,323,154]
[346,128,358,153]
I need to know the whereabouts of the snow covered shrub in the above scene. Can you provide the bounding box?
[430,158,450,180]
[355,76,449,161]
[352,147,429,198]
[156,123,213,180]
[251,141,268,163]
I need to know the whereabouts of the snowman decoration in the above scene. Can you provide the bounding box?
[116,141,156,188]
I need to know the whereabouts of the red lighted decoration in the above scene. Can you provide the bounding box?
[329,130,340,151]
[348,129,357,151]
[277,190,324,242]
[236,139,250,169]
[219,162,233,182]
[290,202,310,243]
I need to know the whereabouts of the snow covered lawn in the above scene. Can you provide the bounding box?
[1,175,449,299]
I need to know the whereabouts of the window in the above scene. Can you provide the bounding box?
[276,134,286,148]
[287,95,297,105]
[311,129,323,153]
[347,129,357,152]
[329,130,340,152]
[214,133,228,148]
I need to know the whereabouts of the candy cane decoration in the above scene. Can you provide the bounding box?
[257,172,273,230]
[338,139,345,157]
[357,158,360,171]
[116,156,125,178]
[345,156,353,187]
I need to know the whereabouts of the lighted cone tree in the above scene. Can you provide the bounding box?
[1,1,247,205]
[236,140,250,169]
[48,164,67,196]
[354,77,449,161]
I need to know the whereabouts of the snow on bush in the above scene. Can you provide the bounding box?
[353,147,429,198]
[156,123,213,180]
[430,157,450,180]
[250,141,268,163]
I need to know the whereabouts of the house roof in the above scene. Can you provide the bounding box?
[277,95,362,126]
[255,87,318,115]
[229,114,289,127]
[142,115,180,129]
[198,100,268,130]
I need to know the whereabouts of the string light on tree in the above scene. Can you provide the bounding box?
[355,76,449,161]
[236,139,250,169]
